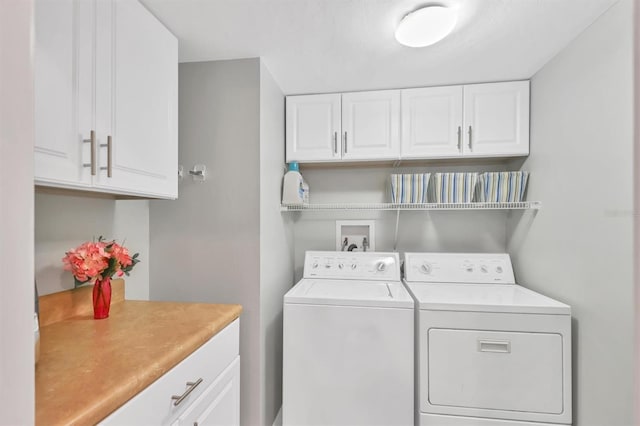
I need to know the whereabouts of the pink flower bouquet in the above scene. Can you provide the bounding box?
[62,237,140,287]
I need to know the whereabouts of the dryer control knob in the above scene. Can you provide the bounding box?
[351,263,357,270]
[338,263,344,269]
[420,263,432,274]
[481,265,488,273]
[376,261,386,272]
[312,262,319,269]
[496,266,503,273]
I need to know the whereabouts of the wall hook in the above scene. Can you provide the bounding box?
[189,164,207,183]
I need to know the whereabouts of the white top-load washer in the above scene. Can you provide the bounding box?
[283,251,414,426]
[403,253,572,426]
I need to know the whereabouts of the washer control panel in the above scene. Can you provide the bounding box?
[404,253,515,284]
[303,251,400,281]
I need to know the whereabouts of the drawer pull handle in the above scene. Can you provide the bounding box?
[171,378,203,406]
[478,340,510,353]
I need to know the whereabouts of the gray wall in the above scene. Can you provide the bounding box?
[507,1,634,424]
[258,61,294,425]
[293,163,511,281]
[150,59,263,426]
[34,191,150,300]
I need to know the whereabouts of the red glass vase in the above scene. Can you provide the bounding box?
[92,277,112,319]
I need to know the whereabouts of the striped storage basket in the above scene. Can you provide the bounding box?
[390,173,430,203]
[428,172,478,203]
[475,171,529,202]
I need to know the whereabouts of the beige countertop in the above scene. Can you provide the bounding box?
[35,298,242,426]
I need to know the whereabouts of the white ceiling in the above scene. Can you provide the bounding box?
[140,0,619,95]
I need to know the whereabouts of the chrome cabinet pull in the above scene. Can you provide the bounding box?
[171,378,203,406]
[82,130,96,175]
[107,135,112,177]
[457,126,462,152]
[99,135,113,177]
[333,131,338,154]
[468,126,473,151]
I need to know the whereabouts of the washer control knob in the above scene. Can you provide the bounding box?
[466,266,474,273]
[376,261,386,272]
[420,263,432,274]
[481,265,488,273]
[338,263,344,269]
[312,262,319,269]
[496,266,503,274]
[324,264,331,269]
[351,263,357,270]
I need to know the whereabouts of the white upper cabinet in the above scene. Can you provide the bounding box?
[286,94,341,162]
[401,86,463,159]
[285,81,529,163]
[342,90,400,161]
[93,0,178,198]
[463,81,530,157]
[34,0,93,188]
[34,0,178,199]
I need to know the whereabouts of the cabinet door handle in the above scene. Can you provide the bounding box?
[344,132,348,154]
[171,378,203,406]
[82,130,96,175]
[468,126,473,152]
[100,136,113,177]
[457,126,462,152]
[107,135,112,177]
[333,131,338,154]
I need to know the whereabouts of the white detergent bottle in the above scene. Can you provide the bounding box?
[282,162,305,205]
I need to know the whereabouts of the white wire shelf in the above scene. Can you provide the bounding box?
[280,201,541,212]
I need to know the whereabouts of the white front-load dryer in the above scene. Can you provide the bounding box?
[403,253,572,426]
[283,251,414,426]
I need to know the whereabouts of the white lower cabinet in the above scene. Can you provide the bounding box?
[100,319,240,426]
[172,358,240,426]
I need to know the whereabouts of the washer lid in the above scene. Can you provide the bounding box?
[405,282,570,314]
[285,279,414,309]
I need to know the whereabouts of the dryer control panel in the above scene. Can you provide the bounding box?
[303,251,400,281]
[404,253,515,284]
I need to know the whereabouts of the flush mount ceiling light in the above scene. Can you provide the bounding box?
[395,5,458,48]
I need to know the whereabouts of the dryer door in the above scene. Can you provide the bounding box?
[419,310,572,424]
[428,329,563,413]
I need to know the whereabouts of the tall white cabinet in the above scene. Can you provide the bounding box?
[34,0,178,199]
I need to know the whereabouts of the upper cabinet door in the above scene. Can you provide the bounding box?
[93,0,179,199]
[463,81,530,157]
[401,86,463,159]
[342,90,400,161]
[34,0,93,187]
[286,94,341,163]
